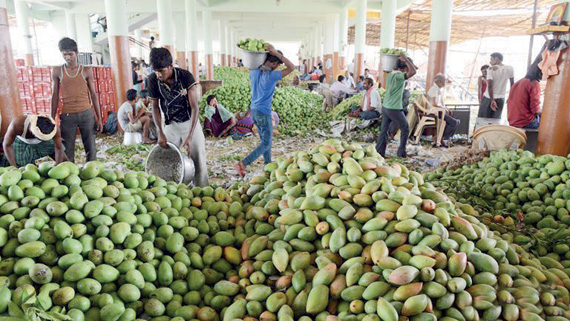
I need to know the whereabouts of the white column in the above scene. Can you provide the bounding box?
[185,0,198,52]
[314,26,321,64]
[157,0,175,49]
[354,0,367,79]
[355,0,367,54]
[429,0,453,42]
[339,7,348,62]
[202,11,213,56]
[14,0,33,59]
[224,25,231,64]
[219,20,226,63]
[134,29,143,59]
[65,10,77,40]
[75,14,93,53]
[380,0,397,49]
[105,0,128,37]
[324,19,334,56]
[333,14,339,54]
[174,13,186,52]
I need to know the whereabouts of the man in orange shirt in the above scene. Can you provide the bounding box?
[51,38,102,162]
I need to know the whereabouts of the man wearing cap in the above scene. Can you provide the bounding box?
[2,115,67,167]
[235,43,295,177]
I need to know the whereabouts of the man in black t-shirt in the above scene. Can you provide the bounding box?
[147,48,208,187]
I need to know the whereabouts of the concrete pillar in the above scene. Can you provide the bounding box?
[65,11,77,40]
[174,13,186,69]
[316,25,323,65]
[202,10,214,80]
[185,0,199,77]
[157,0,175,53]
[537,0,570,156]
[339,8,348,71]
[426,0,452,88]
[312,27,318,67]
[230,30,236,66]
[75,14,93,54]
[104,0,132,108]
[324,17,335,84]
[14,0,34,66]
[224,26,231,66]
[354,0,367,80]
[219,21,226,66]
[378,0,397,87]
[134,29,144,59]
[0,0,22,135]
[333,14,340,81]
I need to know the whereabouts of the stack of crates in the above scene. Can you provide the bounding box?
[15,61,117,126]
[92,66,115,125]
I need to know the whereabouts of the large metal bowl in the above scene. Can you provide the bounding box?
[238,46,268,69]
[145,142,195,185]
[380,53,400,72]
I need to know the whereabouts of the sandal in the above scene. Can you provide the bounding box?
[234,162,246,177]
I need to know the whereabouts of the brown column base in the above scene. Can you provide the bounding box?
[333,52,339,82]
[205,54,214,80]
[227,55,232,67]
[221,54,227,67]
[0,7,22,135]
[164,45,174,54]
[177,51,187,70]
[426,41,448,89]
[339,56,346,72]
[25,53,34,66]
[109,36,133,110]
[233,56,237,66]
[355,53,364,80]
[537,48,570,156]
[324,54,333,83]
[188,51,199,78]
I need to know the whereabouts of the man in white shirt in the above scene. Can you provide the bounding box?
[343,70,355,88]
[427,74,460,146]
[330,75,357,105]
[118,89,154,143]
[349,77,382,119]
[478,52,514,119]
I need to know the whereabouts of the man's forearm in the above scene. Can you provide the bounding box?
[487,80,494,100]
[91,94,102,120]
[152,105,164,136]
[51,94,59,118]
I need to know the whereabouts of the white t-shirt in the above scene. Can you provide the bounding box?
[300,64,306,74]
[344,75,355,88]
[118,102,139,131]
[362,89,382,111]
[484,64,514,99]
[330,81,353,98]
[427,84,445,107]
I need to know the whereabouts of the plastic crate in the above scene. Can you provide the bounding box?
[34,98,52,115]
[18,83,32,97]
[16,67,30,82]
[21,98,36,115]
[104,67,112,79]
[32,83,52,98]
[14,59,25,67]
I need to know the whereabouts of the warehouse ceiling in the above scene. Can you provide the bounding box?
[7,0,561,47]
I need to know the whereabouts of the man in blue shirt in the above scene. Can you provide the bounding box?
[235,44,295,176]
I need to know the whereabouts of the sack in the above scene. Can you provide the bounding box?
[104,112,118,135]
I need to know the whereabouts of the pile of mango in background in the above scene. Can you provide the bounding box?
[0,141,569,321]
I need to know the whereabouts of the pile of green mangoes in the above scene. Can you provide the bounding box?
[214,67,250,86]
[424,149,570,257]
[238,39,267,52]
[199,84,329,135]
[2,141,570,320]
[380,48,408,56]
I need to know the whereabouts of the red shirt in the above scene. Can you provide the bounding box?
[507,78,541,128]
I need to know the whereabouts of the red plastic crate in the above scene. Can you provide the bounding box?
[18,83,32,97]
[14,59,25,67]
[16,67,30,82]
[34,98,51,115]
[21,98,36,115]
[104,67,112,79]
[32,83,52,98]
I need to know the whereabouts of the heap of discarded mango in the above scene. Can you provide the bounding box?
[0,140,569,321]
